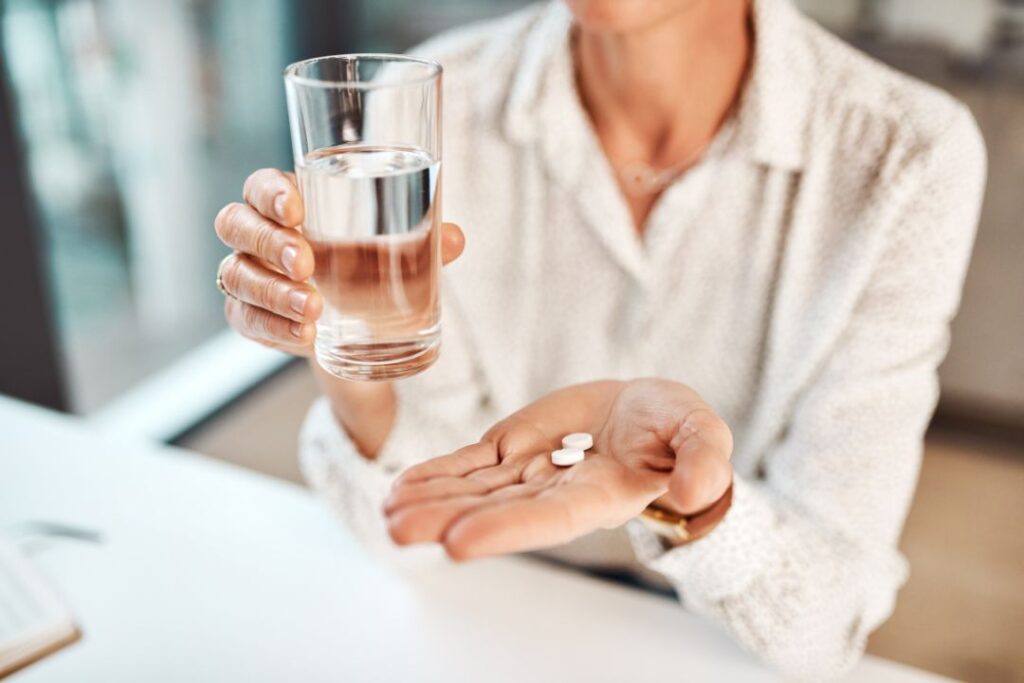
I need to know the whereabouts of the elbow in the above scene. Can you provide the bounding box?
[760,629,867,683]
[748,593,892,682]
[713,585,889,681]
[706,547,906,680]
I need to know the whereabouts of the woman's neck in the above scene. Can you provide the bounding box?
[574,0,752,169]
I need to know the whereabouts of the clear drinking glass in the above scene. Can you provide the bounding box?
[284,54,442,381]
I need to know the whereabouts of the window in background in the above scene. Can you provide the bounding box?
[1,0,294,412]
[0,0,526,419]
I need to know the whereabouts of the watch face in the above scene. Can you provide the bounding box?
[640,514,687,541]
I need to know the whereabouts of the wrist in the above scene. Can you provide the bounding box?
[640,479,734,547]
[310,359,396,459]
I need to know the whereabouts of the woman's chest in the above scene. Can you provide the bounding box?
[445,144,792,430]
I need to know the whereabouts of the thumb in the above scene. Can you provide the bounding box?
[441,222,465,265]
[667,409,734,515]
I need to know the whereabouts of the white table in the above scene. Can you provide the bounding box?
[0,397,951,682]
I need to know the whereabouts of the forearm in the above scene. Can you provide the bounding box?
[299,396,447,568]
[299,354,500,560]
[309,359,396,459]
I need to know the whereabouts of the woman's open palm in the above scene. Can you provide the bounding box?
[383,379,733,560]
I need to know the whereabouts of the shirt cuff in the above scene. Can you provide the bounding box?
[299,397,448,569]
[626,475,778,604]
[301,394,435,479]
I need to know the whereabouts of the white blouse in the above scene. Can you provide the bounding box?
[298,0,986,678]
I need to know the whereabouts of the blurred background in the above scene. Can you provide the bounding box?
[0,1,1021,681]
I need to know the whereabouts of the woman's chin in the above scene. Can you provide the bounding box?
[564,0,698,33]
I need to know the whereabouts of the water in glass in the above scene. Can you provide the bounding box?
[298,144,441,380]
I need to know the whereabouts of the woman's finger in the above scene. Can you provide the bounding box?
[214,202,314,280]
[667,408,734,514]
[384,457,529,515]
[393,441,500,487]
[218,254,321,324]
[382,476,490,515]
[242,168,304,227]
[386,480,546,547]
[441,481,612,561]
[224,297,315,347]
[440,222,465,265]
[386,494,487,546]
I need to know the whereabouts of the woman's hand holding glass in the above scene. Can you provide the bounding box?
[213,168,465,356]
[215,169,318,354]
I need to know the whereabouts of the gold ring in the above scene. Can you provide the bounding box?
[216,255,233,297]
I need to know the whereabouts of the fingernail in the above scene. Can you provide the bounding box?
[288,289,309,315]
[281,246,298,276]
[274,192,288,221]
[289,322,304,338]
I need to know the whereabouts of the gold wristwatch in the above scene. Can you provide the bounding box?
[639,482,733,544]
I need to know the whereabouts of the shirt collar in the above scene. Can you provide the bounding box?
[502,0,814,172]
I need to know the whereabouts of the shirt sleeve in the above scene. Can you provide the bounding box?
[298,290,499,567]
[626,104,987,680]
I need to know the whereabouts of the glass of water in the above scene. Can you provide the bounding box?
[284,54,442,381]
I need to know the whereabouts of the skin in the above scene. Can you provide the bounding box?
[214,0,750,558]
[384,379,732,560]
[572,0,752,229]
[214,169,463,456]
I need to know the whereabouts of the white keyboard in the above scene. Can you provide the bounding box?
[0,540,78,676]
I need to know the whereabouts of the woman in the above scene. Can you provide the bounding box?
[213,0,986,678]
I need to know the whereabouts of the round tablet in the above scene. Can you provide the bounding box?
[561,432,594,451]
[551,448,585,467]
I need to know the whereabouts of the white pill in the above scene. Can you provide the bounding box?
[551,448,585,467]
[561,432,594,451]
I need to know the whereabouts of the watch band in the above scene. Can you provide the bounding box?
[639,481,734,544]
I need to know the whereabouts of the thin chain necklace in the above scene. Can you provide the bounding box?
[614,138,714,197]
[571,29,721,198]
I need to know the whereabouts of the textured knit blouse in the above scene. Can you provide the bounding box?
[298,0,987,678]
